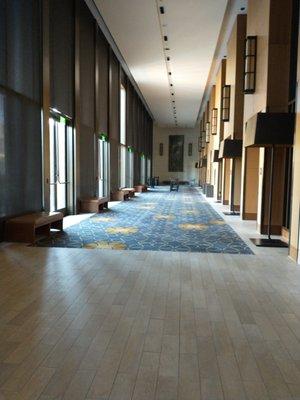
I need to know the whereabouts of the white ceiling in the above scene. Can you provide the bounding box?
[95,0,228,128]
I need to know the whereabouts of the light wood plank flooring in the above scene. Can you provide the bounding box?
[1,244,300,399]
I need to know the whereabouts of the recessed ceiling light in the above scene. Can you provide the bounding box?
[167,57,170,61]
[240,7,245,10]
[160,6,165,14]
[169,72,172,75]
[164,35,168,42]
[170,84,173,87]
[165,47,170,51]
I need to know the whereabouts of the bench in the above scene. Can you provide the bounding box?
[134,185,148,193]
[80,197,109,213]
[121,187,135,198]
[5,211,63,244]
[111,190,128,201]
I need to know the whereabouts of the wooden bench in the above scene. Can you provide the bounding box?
[80,197,109,213]
[121,187,135,198]
[5,211,63,244]
[134,185,147,193]
[111,190,129,201]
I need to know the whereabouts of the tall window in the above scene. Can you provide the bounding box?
[119,84,126,187]
[98,138,109,197]
[120,85,126,145]
[126,149,134,187]
[119,145,126,188]
[147,158,151,183]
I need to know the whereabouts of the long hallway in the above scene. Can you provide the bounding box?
[2,0,300,398]
[0,244,300,399]
[37,187,252,254]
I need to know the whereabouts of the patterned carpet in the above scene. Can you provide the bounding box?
[37,187,253,254]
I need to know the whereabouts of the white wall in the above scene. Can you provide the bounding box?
[153,125,199,183]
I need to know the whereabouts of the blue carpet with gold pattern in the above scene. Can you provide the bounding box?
[37,187,253,254]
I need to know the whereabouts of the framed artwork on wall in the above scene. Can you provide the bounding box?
[169,135,184,172]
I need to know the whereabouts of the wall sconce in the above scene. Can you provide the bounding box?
[211,108,218,135]
[159,143,163,156]
[201,127,206,148]
[244,36,257,94]
[188,143,193,156]
[221,85,230,122]
[206,121,210,143]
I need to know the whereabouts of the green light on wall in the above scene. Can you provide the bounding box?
[60,116,66,125]
[128,146,134,153]
[98,132,108,141]
[140,152,145,158]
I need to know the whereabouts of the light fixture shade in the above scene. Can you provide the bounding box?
[206,122,210,143]
[200,157,207,168]
[244,36,257,94]
[219,139,243,159]
[221,85,230,121]
[213,150,219,162]
[201,130,206,148]
[211,108,218,135]
[244,112,295,147]
[201,118,206,148]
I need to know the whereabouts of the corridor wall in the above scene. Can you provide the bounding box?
[0,0,153,240]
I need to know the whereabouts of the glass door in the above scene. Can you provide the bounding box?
[49,113,74,214]
[98,139,109,197]
[126,150,134,187]
[119,145,126,188]
[140,156,146,185]
[147,157,151,185]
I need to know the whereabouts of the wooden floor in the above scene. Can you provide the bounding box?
[1,245,300,399]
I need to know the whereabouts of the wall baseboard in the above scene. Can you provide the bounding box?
[243,213,257,220]
[289,245,298,262]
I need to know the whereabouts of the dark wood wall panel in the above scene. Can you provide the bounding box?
[79,1,95,128]
[132,92,138,150]
[49,0,74,117]
[77,0,95,197]
[120,68,127,87]
[95,29,109,134]
[109,51,120,141]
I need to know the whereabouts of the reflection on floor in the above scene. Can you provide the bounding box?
[0,244,300,399]
[37,187,252,254]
